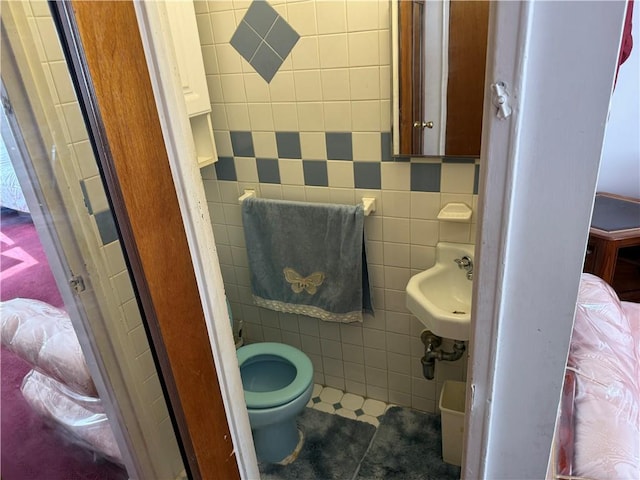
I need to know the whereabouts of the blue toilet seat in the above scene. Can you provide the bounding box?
[237,342,313,409]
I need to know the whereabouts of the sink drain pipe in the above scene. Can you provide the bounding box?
[420,331,466,380]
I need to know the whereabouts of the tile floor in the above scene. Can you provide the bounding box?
[306,384,392,428]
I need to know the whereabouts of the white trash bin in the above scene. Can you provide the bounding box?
[439,380,466,467]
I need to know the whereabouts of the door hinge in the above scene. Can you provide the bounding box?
[69,275,86,293]
[491,81,512,119]
[1,94,13,114]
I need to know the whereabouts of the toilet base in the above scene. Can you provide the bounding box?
[253,417,303,464]
[275,429,304,465]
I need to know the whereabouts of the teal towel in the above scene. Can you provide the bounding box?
[241,197,372,323]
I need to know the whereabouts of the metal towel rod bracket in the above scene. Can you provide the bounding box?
[238,189,376,216]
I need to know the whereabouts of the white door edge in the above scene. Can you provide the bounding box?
[465,1,626,478]
[133,3,259,479]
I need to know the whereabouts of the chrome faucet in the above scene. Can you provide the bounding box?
[454,256,473,281]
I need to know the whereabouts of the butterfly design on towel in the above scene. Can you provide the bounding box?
[283,268,325,295]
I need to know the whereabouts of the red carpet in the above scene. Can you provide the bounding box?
[1,209,63,308]
[1,208,128,479]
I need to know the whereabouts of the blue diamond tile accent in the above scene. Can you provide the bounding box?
[312,397,321,404]
[333,402,343,410]
[257,158,281,184]
[230,21,262,63]
[474,164,480,194]
[276,132,302,159]
[410,163,441,192]
[243,0,279,37]
[231,0,300,83]
[303,160,328,187]
[265,17,299,59]
[354,408,365,417]
[354,162,381,189]
[250,41,282,83]
[326,132,353,161]
[230,131,255,157]
[215,156,237,181]
[94,210,118,245]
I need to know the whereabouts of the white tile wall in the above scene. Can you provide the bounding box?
[197,0,477,413]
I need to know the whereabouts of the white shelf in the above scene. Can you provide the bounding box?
[437,202,472,222]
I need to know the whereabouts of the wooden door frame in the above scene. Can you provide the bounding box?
[51,2,241,478]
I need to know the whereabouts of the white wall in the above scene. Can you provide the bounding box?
[598,6,640,198]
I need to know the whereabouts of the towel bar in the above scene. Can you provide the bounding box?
[238,189,376,216]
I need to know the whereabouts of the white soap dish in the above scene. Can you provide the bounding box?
[437,203,472,222]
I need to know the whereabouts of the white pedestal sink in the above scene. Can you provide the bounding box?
[406,242,474,340]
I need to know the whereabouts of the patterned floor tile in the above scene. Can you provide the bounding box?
[319,387,343,404]
[335,408,357,420]
[314,401,336,414]
[341,393,365,411]
[362,398,387,417]
[358,414,380,427]
[312,383,323,397]
[311,384,391,427]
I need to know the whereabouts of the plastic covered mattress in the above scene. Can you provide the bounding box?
[1,298,97,396]
[553,273,640,479]
[21,369,122,464]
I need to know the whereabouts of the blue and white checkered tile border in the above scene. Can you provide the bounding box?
[212,131,480,193]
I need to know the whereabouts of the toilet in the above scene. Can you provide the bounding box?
[231,301,313,464]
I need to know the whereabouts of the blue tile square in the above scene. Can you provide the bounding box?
[265,17,299,59]
[230,131,255,157]
[381,132,392,161]
[256,158,281,184]
[302,160,328,187]
[354,408,364,416]
[230,21,262,62]
[410,163,441,192]
[312,397,321,404]
[276,132,302,159]
[442,157,476,164]
[474,164,480,194]
[250,41,283,83]
[354,162,381,189]
[333,402,342,410]
[214,156,237,181]
[326,132,353,161]
[94,210,118,245]
[243,0,279,37]
[79,180,93,214]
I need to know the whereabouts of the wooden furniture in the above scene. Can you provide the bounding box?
[584,193,640,302]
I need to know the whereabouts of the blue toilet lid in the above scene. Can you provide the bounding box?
[237,342,313,409]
